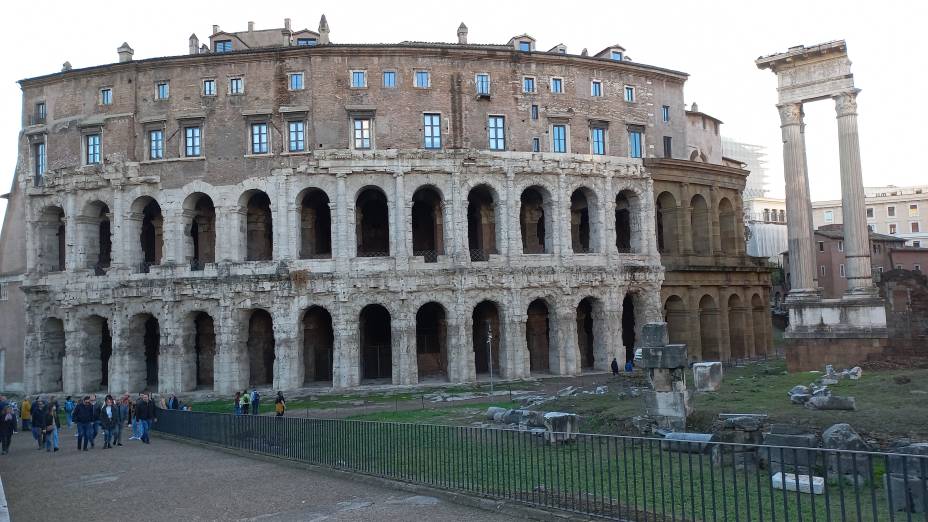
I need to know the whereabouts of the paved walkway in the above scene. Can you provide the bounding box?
[0,426,520,522]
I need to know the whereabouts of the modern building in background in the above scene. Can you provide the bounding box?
[722,137,769,201]
[813,185,928,247]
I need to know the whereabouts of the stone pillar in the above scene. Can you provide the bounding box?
[215,307,246,395]
[272,307,300,391]
[710,186,721,256]
[393,170,408,266]
[506,310,528,379]
[392,311,416,385]
[62,318,82,394]
[332,304,359,388]
[505,170,517,257]
[554,303,580,376]
[834,90,875,295]
[778,103,817,298]
[335,173,350,271]
[446,313,468,383]
[157,318,183,394]
[679,183,692,255]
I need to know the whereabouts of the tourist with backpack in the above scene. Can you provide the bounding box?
[241,390,250,415]
[275,391,286,417]
[0,405,15,455]
[251,388,260,415]
[73,396,95,451]
[64,396,75,429]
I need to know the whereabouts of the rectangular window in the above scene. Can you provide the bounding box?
[34,142,46,175]
[916,264,922,272]
[383,71,396,88]
[476,74,490,95]
[817,241,825,252]
[523,77,535,93]
[229,78,243,95]
[530,104,538,120]
[85,134,101,164]
[100,88,113,105]
[288,72,304,91]
[552,124,567,153]
[156,82,169,100]
[251,123,268,154]
[184,126,201,157]
[888,206,896,217]
[661,105,670,122]
[820,265,825,276]
[591,127,605,155]
[35,102,47,122]
[591,80,602,97]
[288,121,305,152]
[214,40,232,53]
[353,118,371,149]
[868,224,875,232]
[628,129,642,158]
[488,116,505,151]
[866,207,874,218]
[519,41,531,52]
[149,129,164,160]
[414,70,430,88]
[611,50,623,61]
[839,264,846,278]
[916,241,923,248]
[550,77,563,94]
[910,204,919,217]
[203,79,216,96]
[913,222,921,233]
[824,210,834,223]
[838,240,844,252]
[423,113,441,149]
[663,136,672,158]
[296,38,316,46]
[889,223,897,234]
[624,86,635,102]
[532,137,540,153]
[351,70,367,88]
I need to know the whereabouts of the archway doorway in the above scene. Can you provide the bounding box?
[472,301,501,376]
[246,310,275,385]
[303,306,334,383]
[526,299,551,373]
[360,304,392,381]
[622,294,636,363]
[416,302,447,380]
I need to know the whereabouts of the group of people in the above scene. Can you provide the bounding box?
[233,389,287,417]
[0,392,161,455]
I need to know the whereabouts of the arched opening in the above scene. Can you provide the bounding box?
[416,302,448,380]
[663,296,688,345]
[570,189,593,253]
[246,309,275,386]
[467,185,498,261]
[302,306,334,383]
[244,191,273,261]
[356,188,390,257]
[139,199,163,271]
[576,297,596,369]
[526,299,551,373]
[728,294,746,360]
[622,294,636,363]
[299,189,332,259]
[193,312,216,388]
[36,206,66,273]
[360,304,392,381]
[656,192,678,254]
[80,315,111,391]
[37,317,65,392]
[752,294,767,357]
[411,187,444,263]
[698,295,720,360]
[520,187,551,254]
[615,192,632,253]
[719,198,738,254]
[127,313,159,392]
[472,301,501,376]
[80,201,111,274]
[690,194,711,255]
[184,193,216,269]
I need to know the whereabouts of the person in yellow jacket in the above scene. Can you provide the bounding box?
[274,392,286,417]
[20,397,32,431]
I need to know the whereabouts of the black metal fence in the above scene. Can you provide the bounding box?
[154,409,928,521]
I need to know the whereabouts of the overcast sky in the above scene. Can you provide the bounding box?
[2,0,925,226]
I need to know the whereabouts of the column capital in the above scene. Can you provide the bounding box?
[834,89,860,117]
[777,102,804,126]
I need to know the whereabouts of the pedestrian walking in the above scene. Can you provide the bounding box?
[73,396,95,451]
[42,401,59,452]
[275,391,286,417]
[98,395,118,449]
[611,357,620,376]
[251,389,260,415]
[129,396,140,440]
[241,391,250,415]
[167,394,179,410]
[135,393,156,444]
[0,405,15,455]
[114,396,129,446]
[20,397,31,432]
[64,396,75,429]
[89,394,101,448]
[30,399,46,449]
[233,392,242,415]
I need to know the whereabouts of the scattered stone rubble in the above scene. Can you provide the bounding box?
[786,364,860,411]
[484,406,578,444]
[639,322,691,430]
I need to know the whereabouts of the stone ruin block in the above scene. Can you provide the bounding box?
[761,431,819,474]
[772,472,825,495]
[543,412,579,444]
[649,367,687,392]
[641,344,688,370]
[640,321,670,348]
[693,361,723,391]
[643,390,692,422]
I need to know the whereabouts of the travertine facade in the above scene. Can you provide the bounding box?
[0,18,770,394]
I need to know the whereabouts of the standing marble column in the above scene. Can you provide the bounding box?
[778,103,817,298]
[834,90,874,295]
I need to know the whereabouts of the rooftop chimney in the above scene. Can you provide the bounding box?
[284,18,291,31]
[200,44,208,53]
[189,33,199,55]
[580,48,588,57]
[62,61,72,72]
[318,14,330,44]
[117,42,134,63]
[248,21,255,32]
[691,102,699,112]
[212,25,220,35]
[457,22,468,44]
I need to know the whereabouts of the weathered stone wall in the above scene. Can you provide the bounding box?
[0,169,27,391]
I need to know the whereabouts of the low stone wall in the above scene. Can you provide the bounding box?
[785,337,888,372]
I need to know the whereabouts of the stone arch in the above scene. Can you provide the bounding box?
[411,186,444,262]
[78,200,111,273]
[298,188,332,259]
[719,197,738,254]
[621,293,637,362]
[472,300,502,375]
[751,293,768,357]
[570,187,600,253]
[728,293,747,360]
[360,304,392,381]
[356,187,390,257]
[526,298,553,373]
[302,306,334,383]
[615,189,642,253]
[126,313,160,392]
[690,194,711,255]
[698,294,720,360]
[656,191,679,254]
[663,295,688,345]
[245,309,275,386]
[79,314,112,392]
[467,184,499,261]
[36,317,65,392]
[241,190,273,261]
[576,296,606,369]
[416,302,448,380]
[128,196,163,272]
[181,311,216,390]
[520,185,554,254]
[35,206,66,273]
[183,193,216,268]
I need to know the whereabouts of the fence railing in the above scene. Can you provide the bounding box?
[154,409,928,521]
